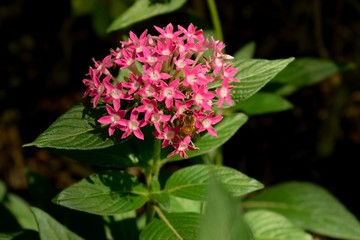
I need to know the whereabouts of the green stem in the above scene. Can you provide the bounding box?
[154,205,183,239]
[214,146,223,166]
[152,138,162,182]
[145,138,162,224]
[207,0,224,42]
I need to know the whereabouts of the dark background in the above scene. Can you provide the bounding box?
[1,0,360,224]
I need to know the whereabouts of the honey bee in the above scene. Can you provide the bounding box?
[179,110,197,139]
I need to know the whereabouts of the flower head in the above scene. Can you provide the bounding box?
[82,23,238,158]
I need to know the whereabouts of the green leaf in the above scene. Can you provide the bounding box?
[270,57,356,96]
[50,143,139,168]
[163,112,248,161]
[164,164,263,201]
[243,181,360,240]
[53,170,149,215]
[3,193,38,231]
[30,207,84,240]
[230,57,295,104]
[199,177,253,240]
[23,103,118,150]
[107,0,187,32]
[233,41,256,59]
[23,102,157,167]
[140,212,201,240]
[0,230,39,240]
[166,196,203,213]
[232,92,293,115]
[244,209,313,240]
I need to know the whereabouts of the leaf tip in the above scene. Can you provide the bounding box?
[22,142,34,148]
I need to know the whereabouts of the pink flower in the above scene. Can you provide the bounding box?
[117,109,147,140]
[196,112,223,136]
[121,29,148,54]
[154,23,181,40]
[216,82,234,107]
[193,85,215,111]
[154,123,178,148]
[167,136,198,159]
[177,23,204,44]
[137,98,158,121]
[97,104,126,136]
[182,64,208,90]
[92,55,113,76]
[157,78,186,109]
[84,73,109,108]
[150,111,171,133]
[143,62,171,83]
[122,73,142,95]
[103,81,132,111]
[82,23,238,158]
[222,63,239,83]
[155,39,176,58]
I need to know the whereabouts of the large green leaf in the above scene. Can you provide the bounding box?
[107,0,187,32]
[163,112,248,161]
[164,164,263,201]
[269,57,356,96]
[244,209,313,240]
[23,103,118,150]
[199,177,253,240]
[229,57,295,104]
[243,181,360,240]
[23,102,142,167]
[3,193,38,231]
[232,92,293,115]
[31,207,84,240]
[53,170,149,215]
[140,212,201,240]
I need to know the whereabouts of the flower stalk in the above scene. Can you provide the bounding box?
[207,0,224,42]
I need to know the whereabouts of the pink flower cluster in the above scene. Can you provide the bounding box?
[82,23,238,158]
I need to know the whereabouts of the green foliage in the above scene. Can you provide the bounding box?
[163,164,263,200]
[229,57,295,104]
[269,57,356,96]
[163,113,248,161]
[232,92,293,116]
[12,1,359,240]
[199,178,253,240]
[244,210,313,240]
[140,212,201,240]
[243,181,360,240]
[107,0,188,32]
[22,104,116,150]
[53,170,149,215]
[31,207,84,240]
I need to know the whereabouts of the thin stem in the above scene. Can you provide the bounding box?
[214,146,223,166]
[207,0,224,42]
[145,138,162,224]
[152,138,162,182]
[154,205,183,240]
